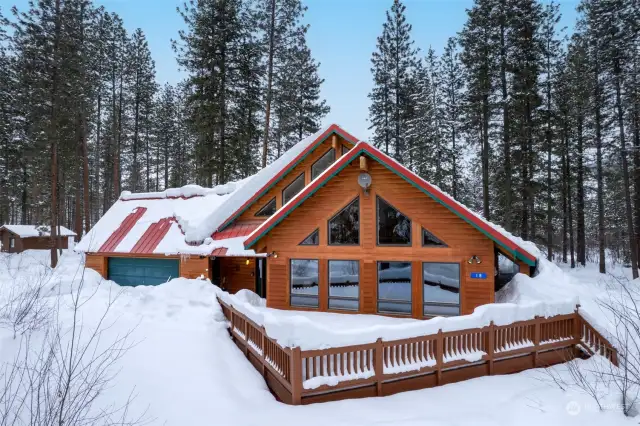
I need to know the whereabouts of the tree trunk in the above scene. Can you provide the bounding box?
[482,93,490,221]
[49,0,62,268]
[614,58,639,278]
[576,114,586,267]
[594,52,606,273]
[261,0,277,168]
[499,10,512,232]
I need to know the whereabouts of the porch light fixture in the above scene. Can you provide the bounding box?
[270,251,278,259]
[468,255,482,264]
[245,259,250,265]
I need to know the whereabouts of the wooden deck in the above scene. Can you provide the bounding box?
[218,299,618,405]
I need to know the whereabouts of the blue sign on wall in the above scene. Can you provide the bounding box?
[470,272,487,279]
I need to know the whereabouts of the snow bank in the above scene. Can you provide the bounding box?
[217,287,578,351]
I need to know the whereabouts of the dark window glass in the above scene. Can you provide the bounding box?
[342,145,350,156]
[377,197,411,245]
[290,259,319,308]
[255,197,276,217]
[282,173,305,205]
[423,263,460,317]
[311,149,335,180]
[377,262,412,314]
[423,228,447,247]
[328,198,359,245]
[329,260,359,310]
[299,229,319,246]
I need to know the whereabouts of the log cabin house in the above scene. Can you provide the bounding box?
[1,225,76,253]
[78,124,537,319]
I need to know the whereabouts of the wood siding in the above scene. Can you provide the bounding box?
[220,257,256,294]
[85,254,107,277]
[0,229,69,253]
[258,157,496,318]
[235,135,353,224]
[180,256,209,279]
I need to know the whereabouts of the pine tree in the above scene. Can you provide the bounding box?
[368,0,419,162]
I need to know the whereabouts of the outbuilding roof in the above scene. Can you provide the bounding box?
[0,225,77,238]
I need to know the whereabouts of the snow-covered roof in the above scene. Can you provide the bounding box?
[0,225,77,238]
[75,181,260,257]
[185,124,359,243]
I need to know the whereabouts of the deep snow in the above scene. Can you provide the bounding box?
[0,250,635,425]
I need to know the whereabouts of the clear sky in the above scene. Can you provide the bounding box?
[1,0,580,140]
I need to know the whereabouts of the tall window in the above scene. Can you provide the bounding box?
[423,263,460,316]
[422,228,447,247]
[255,197,276,217]
[282,173,305,205]
[328,198,359,245]
[377,262,412,314]
[377,197,411,245]
[311,149,335,180]
[299,229,319,245]
[329,260,359,310]
[290,259,319,308]
[342,145,350,156]
[9,238,15,248]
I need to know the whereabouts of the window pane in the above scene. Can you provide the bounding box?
[299,229,319,245]
[283,173,305,205]
[422,263,460,304]
[311,149,335,180]
[377,197,411,245]
[255,197,276,217]
[328,198,359,245]
[423,228,447,247]
[342,145,349,156]
[329,260,359,310]
[290,259,318,308]
[424,304,459,316]
[378,262,411,314]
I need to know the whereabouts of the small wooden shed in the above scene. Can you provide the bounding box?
[0,225,77,253]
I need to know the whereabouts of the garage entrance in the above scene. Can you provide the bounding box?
[107,257,180,286]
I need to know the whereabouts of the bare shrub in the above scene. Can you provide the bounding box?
[0,260,150,426]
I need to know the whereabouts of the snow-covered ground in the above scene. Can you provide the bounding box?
[0,250,636,425]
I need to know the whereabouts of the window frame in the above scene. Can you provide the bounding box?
[341,144,350,156]
[327,196,360,246]
[298,229,319,246]
[289,258,320,309]
[311,148,336,180]
[376,261,413,315]
[254,197,277,217]
[328,259,360,311]
[422,261,461,317]
[422,227,447,248]
[282,172,305,205]
[376,196,412,247]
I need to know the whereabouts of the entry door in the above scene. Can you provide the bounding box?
[107,257,179,286]
[255,258,267,298]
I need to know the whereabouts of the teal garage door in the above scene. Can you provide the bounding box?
[107,257,180,286]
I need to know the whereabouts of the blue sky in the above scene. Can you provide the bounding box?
[1,0,580,139]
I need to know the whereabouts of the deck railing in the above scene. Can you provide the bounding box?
[218,298,618,405]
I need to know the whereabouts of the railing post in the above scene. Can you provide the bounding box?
[487,321,494,375]
[533,316,540,367]
[243,315,249,357]
[375,338,383,396]
[261,326,267,377]
[436,330,443,385]
[573,307,582,346]
[290,347,302,405]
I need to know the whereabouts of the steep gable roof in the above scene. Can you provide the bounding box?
[184,124,359,243]
[244,142,538,266]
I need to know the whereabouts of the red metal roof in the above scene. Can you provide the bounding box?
[98,208,147,252]
[211,247,228,256]
[130,218,175,254]
[212,222,260,240]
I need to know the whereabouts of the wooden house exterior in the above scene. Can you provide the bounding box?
[0,225,76,254]
[79,124,536,319]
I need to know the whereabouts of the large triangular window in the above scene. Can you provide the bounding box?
[299,229,319,246]
[377,197,411,245]
[422,228,447,247]
[255,197,276,217]
[328,198,359,245]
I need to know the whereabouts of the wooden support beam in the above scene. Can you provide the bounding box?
[359,155,368,172]
[331,134,338,150]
